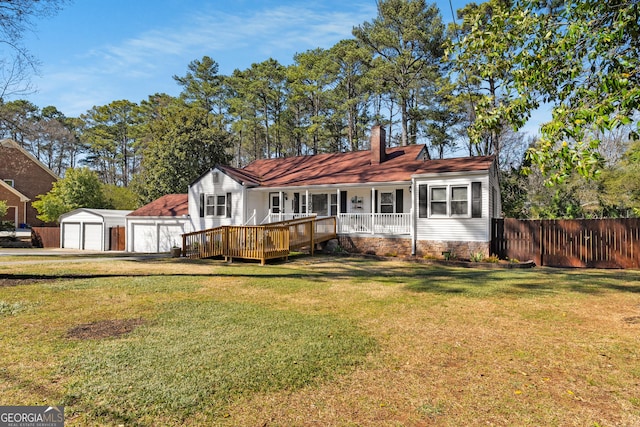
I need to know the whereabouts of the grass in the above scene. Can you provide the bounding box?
[1,255,640,426]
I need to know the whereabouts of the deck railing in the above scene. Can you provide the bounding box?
[181,216,337,264]
[260,211,316,224]
[338,212,411,235]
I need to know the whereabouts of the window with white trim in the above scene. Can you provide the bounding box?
[450,186,468,216]
[3,179,14,187]
[330,193,338,216]
[417,183,481,218]
[204,194,230,217]
[430,187,447,216]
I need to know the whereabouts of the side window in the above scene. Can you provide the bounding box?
[205,195,216,216]
[216,195,226,216]
[204,194,229,217]
[430,187,447,216]
[450,186,468,216]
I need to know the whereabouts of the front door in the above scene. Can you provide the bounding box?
[269,193,281,213]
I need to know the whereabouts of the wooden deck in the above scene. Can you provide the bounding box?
[181,216,337,264]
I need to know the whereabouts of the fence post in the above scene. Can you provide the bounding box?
[539,221,544,267]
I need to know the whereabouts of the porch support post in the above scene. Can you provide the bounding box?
[371,187,375,235]
[336,188,341,232]
[411,179,417,256]
[305,190,310,215]
[279,191,284,222]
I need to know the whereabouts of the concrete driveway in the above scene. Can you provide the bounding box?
[0,248,168,265]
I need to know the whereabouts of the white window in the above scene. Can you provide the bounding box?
[450,186,468,216]
[3,179,14,187]
[419,183,480,218]
[430,187,447,216]
[205,194,228,217]
[301,194,307,214]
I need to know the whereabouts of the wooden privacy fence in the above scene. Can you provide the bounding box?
[31,226,60,248]
[492,218,640,268]
[182,216,337,264]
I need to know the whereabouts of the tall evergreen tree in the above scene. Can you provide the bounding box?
[353,0,446,148]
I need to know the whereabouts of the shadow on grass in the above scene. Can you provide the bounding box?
[2,255,640,297]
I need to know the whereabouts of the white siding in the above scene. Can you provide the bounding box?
[189,169,245,230]
[126,218,191,253]
[158,224,185,252]
[414,174,491,242]
[246,191,268,224]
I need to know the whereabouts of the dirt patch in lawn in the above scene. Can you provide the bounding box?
[623,316,640,324]
[67,318,145,340]
[0,275,57,287]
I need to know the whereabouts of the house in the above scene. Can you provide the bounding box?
[126,194,191,253]
[0,139,58,227]
[59,209,132,251]
[185,125,501,259]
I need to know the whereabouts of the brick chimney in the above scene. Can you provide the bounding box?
[370,125,386,165]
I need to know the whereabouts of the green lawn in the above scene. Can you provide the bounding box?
[1,255,639,426]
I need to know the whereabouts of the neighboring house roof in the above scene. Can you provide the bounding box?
[0,180,30,202]
[128,194,189,217]
[239,145,494,188]
[0,139,59,181]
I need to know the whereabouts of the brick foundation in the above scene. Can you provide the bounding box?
[337,235,490,259]
[415,240,490,260]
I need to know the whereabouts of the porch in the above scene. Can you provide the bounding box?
[259,211,412,236]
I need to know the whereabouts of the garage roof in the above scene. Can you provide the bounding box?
[59,208,133,222]
[128,194,188,217]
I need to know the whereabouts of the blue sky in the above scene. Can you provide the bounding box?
[20,0,544,136]
[20,0,465,116]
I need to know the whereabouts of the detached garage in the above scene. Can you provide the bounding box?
[126,194,191,253]
[59,209,132,251]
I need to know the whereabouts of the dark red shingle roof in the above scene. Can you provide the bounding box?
[128,194,188,217]
[240,145,493,187]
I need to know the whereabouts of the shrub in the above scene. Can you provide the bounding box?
[470,251,484,262]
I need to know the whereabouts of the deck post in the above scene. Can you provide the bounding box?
[310,218,315,256]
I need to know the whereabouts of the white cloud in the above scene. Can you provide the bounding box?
[29,2,378,115]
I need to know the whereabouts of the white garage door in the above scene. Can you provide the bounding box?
[158,224,185,252]
[132,224,157,253]
[83,223,103,251]
[62,223,81,249]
